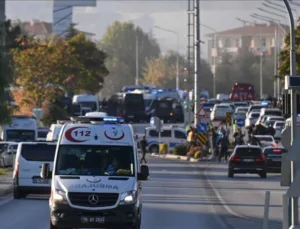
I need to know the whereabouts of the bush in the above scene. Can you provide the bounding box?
[159,143,168,154]
[173,144,187,156]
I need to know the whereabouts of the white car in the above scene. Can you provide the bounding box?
[13,142,56,199]
[273,121,285,140]
[210,104,232,121]
[254,135,276,148]
[0,142,18,167]
[245,111,260,127]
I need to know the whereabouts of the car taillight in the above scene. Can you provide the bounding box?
[230,156,241,161]
[13,161,19,177]
[273,149,282,153]
[256,155,266,162]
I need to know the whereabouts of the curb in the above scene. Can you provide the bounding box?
[0,185,13,197]
[150,153,213,162]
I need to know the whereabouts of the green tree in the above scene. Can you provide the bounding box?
[66,33,109,94]
[143,50,213,93]
[65,23,79,40]
[99,21,160,96]
[278,25,300,77]
[0,19,22,124]
[215,51,274,96]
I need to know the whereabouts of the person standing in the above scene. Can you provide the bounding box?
[218,133,229,163]
[140,136,148,164]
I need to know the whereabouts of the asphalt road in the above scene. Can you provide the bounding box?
[0,156,289,229]
[204,160,288,229]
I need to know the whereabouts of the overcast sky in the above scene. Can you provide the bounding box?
[5,0,298,60]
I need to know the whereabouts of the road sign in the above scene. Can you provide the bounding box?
[197,107,208,118]
[226,112,232,125]
[197,123,208,133]
[236,118,245,128]
[197,133,207,146]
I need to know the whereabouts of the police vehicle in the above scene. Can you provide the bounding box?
[40,116,149,229]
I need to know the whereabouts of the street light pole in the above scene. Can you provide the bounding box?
[135,35,139,85]
[154,25,180,89]
[282,0,298,228]
[194,0,200,126]
[200,24,217,97]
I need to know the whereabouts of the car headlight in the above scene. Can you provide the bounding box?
[119,191,136,205]
[52,189,67,203]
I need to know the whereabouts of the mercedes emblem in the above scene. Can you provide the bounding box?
[88,194,99,205]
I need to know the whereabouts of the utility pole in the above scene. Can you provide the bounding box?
[193,0,200,126]
[282,0,298,228]
[187,0,194,125]
[135,35,139,85]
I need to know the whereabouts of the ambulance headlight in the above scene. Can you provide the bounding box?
[52,189,67,203]
[119,190,136,205]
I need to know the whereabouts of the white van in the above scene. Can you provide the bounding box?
[73,94,99,112]
[0,115,37,142]
[144,126,187,153]
[13,142,57,199]
[40,116,149,229]
[47,124,63,141]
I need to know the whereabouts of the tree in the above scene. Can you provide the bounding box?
[99,21,160,96]
[11,34,109,111]
[215,50,274,96]
[143,50,213,93]
[0,19,22,124]
[65,23,79,40]
[66,33,109,94]
[278,25,300,77]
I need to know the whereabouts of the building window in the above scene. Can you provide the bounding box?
[261,37,266,47]
[224,38,230,47]
[235,38,239,47]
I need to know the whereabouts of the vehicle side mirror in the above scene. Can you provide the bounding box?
[138,165,149,181]
[40,163,50,179]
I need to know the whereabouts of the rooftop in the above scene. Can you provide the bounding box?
[205,22,288,37]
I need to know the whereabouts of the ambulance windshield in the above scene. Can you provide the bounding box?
[55,145,135,176]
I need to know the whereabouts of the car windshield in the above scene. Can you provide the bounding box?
[21,144,56,161]
[78,101,97,112]
[55,145,135,176]
[275,122,285,128]
[250,113,260,118]
[6,130,35,142]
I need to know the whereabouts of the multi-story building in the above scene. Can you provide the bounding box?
[12,19,95,40]
[52,0,96,37]
[205,22,288,74]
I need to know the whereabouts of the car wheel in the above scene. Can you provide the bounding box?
[260,171,267,179]
[149,145,159,154]
[228,169,234,178]
[13,187,26,199]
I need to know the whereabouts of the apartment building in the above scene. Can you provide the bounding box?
[205,22,288,74]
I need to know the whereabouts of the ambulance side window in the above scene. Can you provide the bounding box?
[174,130,186,139]
[149,130,158,137]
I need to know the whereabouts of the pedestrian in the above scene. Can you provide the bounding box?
[212,127,218,156]
[140,136,148,164]
[267,123,275,137]
[187,126,196,152]
[218,133,229,163]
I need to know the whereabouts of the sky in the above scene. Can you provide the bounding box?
[5,0,299,60]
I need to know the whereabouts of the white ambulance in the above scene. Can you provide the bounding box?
[0,115,37,142]
[40,116,149,229]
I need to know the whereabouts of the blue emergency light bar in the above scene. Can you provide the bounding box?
[71,116,124,124]
[261,101,268,106]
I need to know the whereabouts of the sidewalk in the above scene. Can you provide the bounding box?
[0,169,13,197]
